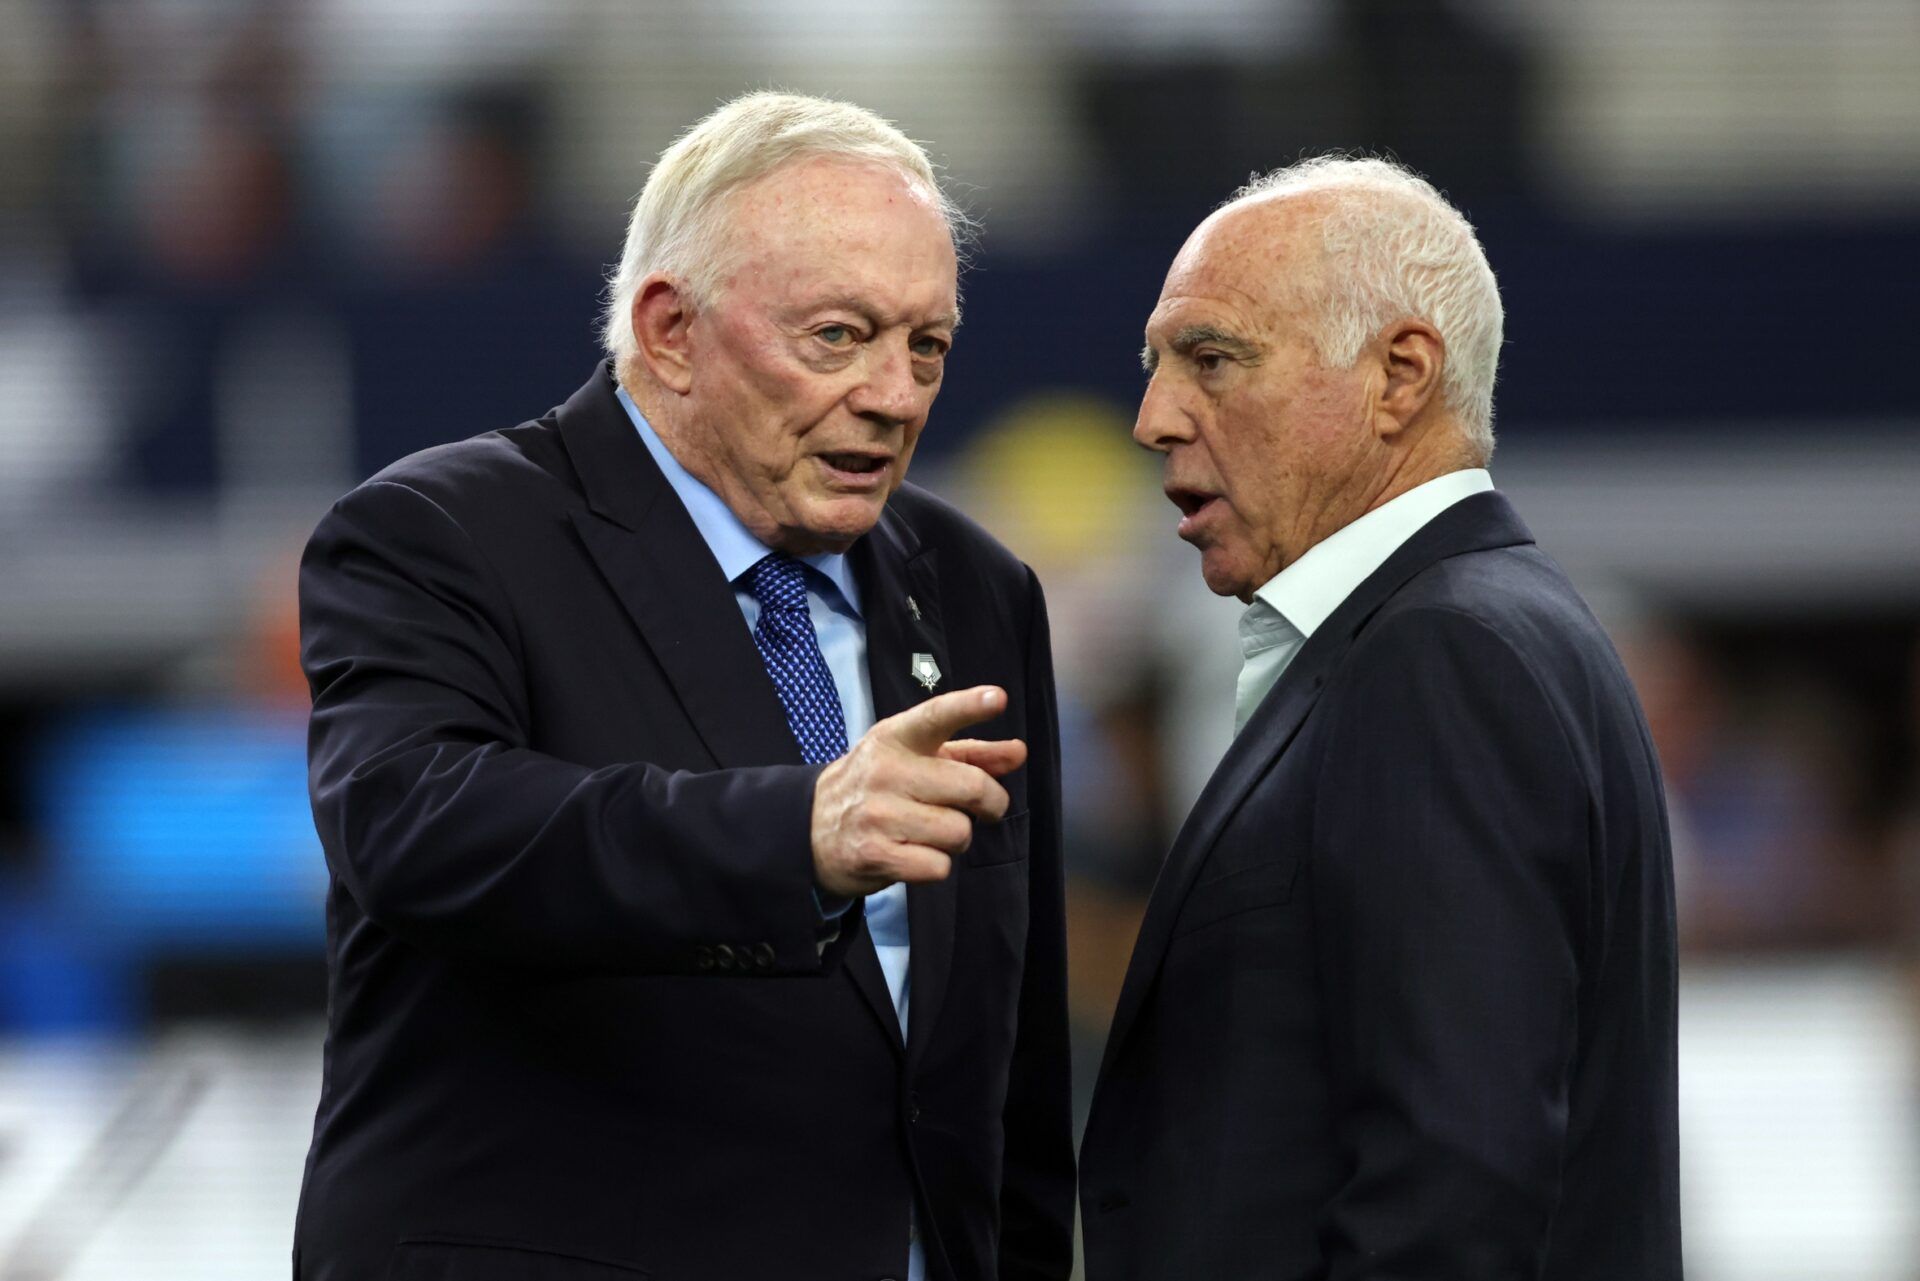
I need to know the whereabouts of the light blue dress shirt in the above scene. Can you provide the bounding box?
[616,385,922,1276]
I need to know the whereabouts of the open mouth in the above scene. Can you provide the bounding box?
[820,452,891,476]
[1167,486,1219,518]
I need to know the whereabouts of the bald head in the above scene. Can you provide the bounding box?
[1215,157,1505,460]
[1134,155,1498,600]
[1145,193,1337,363]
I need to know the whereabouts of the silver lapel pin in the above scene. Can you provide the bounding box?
[911,652,941,691]
[906,595,922,622]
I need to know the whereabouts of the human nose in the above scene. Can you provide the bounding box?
[1133,371,1190,454]
[849,337,922,426]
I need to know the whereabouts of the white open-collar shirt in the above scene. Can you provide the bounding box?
[1234,468,1494,735]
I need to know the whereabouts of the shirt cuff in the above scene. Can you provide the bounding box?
[811,887,852,955]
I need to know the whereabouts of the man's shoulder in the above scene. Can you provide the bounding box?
[1359,541,1618,701]
[340,412,577,528]
[1386,541,1590,638]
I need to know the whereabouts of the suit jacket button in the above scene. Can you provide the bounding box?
[694,945,713,971]
[754,942,775,968]
[909,1095,922,1124]
[714,943,736,971]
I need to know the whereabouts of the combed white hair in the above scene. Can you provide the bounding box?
[600,91,971,371]
[1228,155,1504,458]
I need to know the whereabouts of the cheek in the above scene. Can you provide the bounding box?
[710,324,817,427]
[1290,369,1367,445]
[886,421,928,484]
[741,375,830,461]
[1208,402,1284,498]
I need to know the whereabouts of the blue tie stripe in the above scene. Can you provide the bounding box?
[741,553,850,766]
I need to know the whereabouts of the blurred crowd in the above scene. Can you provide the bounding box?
[0,0,1916,1044]
[0,2,1914,1275]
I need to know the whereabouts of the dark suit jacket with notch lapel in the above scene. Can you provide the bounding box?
[292,364,1074,1281]
[1079,491,1681,1280]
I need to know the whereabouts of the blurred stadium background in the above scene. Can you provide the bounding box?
[0,0,1917,1276]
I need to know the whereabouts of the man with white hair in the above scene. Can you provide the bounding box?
[293,93,1073,1281]
[1079,156,1681,1279]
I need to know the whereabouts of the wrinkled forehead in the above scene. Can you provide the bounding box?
[1151,195,1327,335]
[1181,194,1327,293]
[724,155,954,262]
[708,158,958,325]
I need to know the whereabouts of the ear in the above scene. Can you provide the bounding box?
[630,274,696,395]
[1371,318,1445,442]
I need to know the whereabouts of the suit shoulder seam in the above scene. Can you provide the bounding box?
[354,479,530,668]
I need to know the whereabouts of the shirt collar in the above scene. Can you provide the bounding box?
[1252,468,1494,639]
[1237,595,1300,659]
[616,383,862,616]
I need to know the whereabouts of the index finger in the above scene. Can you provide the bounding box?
[884,685,1007,756]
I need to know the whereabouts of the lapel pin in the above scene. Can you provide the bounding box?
[911,652,941,691]
[907,595,922,622]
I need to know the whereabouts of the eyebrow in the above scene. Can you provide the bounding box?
[1140,324,1260,373]
[809,293,959,332]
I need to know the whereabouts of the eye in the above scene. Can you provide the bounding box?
[1194,350,1226,373]
[815,324,856,347]
[911,335,949,359]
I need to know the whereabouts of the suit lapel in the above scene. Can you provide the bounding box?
[1096,491,1539,1088]
[558,368,913,1053]
[558,369,800,771]
[850,512,957,1062]
[1092,628,1336,1088]
[839,523,912,1058]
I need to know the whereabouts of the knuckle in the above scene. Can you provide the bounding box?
[854,840,890,878]
[855,804,890,842]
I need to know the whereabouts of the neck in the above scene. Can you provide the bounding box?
[620,368,711,485]
[615,360,664,430]
[1357,416,1477,519]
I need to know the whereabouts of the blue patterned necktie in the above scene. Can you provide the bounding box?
[741,553,850,765]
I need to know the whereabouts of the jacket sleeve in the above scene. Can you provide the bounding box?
[300,477,854,977]
[1308,606,1591,1280]
[995,566,1078,1280]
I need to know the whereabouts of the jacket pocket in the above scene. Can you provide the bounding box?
[966,809,1030,868]
[387,1236,651,1280]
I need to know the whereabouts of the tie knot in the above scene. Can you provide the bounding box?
[741,553,810,613]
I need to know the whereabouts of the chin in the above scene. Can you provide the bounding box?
[784,495,887,554]
[1199,552,1257,602]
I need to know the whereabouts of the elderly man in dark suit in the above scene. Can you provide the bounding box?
[1079,156,1681,1280]
[292,92,1073,1281]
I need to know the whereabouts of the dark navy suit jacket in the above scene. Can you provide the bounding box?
[293,365,1074,1281]
[1080,492,1681,1280]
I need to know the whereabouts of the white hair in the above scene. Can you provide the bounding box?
[1228,155,1504,459]
[600,91,971,371]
